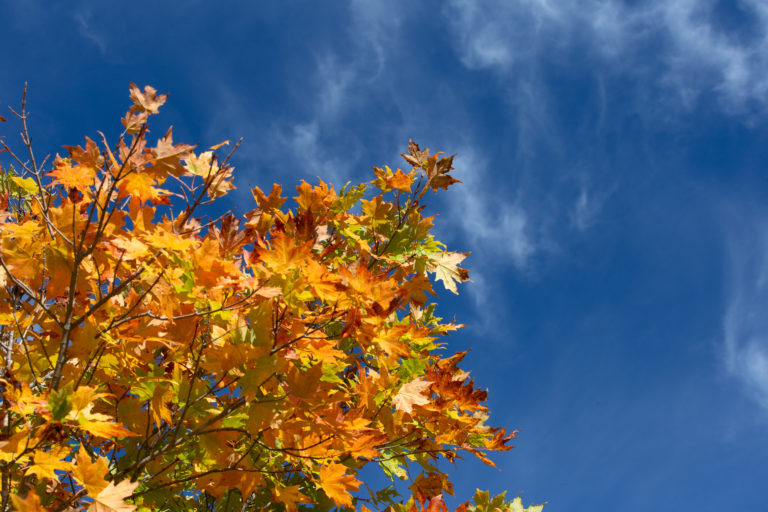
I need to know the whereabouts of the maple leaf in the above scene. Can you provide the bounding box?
[10,176,38,195]
[468,490,545,512]
[251,183,287,211]
[410,472,454,500]
[183,150,219,178]
[428,251,470,294]
[318,463,362,507]
[73,453,111,497]
[508,496,545,512]
[0,431,29,463]
[425,495,448,512]
[89,480,139,512]
[10,491,45,512]
[67,387,138,438]
[425,154,461,192]
[388,168,414,192]
[121,110,148,133]
[27,446,73,481]
[401,138,430,168]
[47,157,96,191]
[392,378,432,414]
[117,171,171,204]
[272,485,313,512]
[128,83,168,114]
[152,127,195,178]
[207,165,236,198]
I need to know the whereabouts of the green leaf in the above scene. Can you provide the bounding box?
[49,385,73,422]
[174,269,195,293]
[379,456,408,480]
[399,358,426,380]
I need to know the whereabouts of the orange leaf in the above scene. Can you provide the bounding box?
[11,491,46,512]
[318,463,361,507]
[72,453,111,497]
[272,485,313,512]
[47,158,96,191]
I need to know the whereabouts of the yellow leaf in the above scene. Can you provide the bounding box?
[68,386,138,438]
[27,446,72,481]
[151,382,173,427]
[109,236,150,261]
[73,452,111,496]
[510,496,545,512]
[428,251,469,294]
[318,463,361,508]
[89,480,139,512]
[392,378,431,414]
[0,431,30,463]
[11,491,46,512]
[78,412,138,439]
[10,176,38,194]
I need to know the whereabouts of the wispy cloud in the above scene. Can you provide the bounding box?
[445,0,768,112]
[439,146,546,332]
[450,146,537,272]
[242,6,404,185]
[571,177,615,231]
[74,10,107,55]
[277,121,351,185]
[722,210,768,410]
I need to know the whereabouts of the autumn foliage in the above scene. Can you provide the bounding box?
[0,85,544,512]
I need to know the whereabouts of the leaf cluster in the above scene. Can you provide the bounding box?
[0,85,542,512]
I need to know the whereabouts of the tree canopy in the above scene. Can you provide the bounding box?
[0,84,543,512]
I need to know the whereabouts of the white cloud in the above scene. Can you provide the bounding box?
[74,10,107,55]
[279,122,350,185]
[444,0,768,112]
[247,5,406,184]
[313,55,358,122]
[571,178,615,231]
[449,147,538,271]
[722,212,768,410]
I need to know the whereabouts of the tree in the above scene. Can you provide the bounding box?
[0,84,544,512]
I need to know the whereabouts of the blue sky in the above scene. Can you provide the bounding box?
[3,1,768,509]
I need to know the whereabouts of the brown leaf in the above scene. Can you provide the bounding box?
[401,138,430,168]
[152,127,196,178]
[426,154,461,192]
[128,83,168,114]
[121,110,148,133]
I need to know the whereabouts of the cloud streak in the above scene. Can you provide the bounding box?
[723,211,768,410]
[445,0,768,112]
